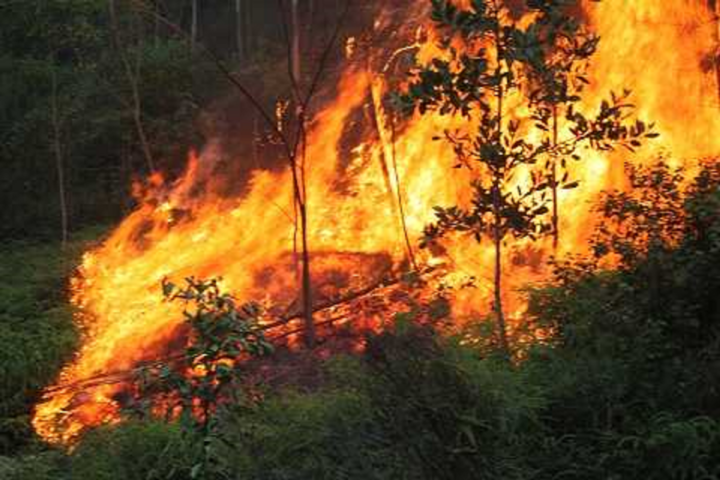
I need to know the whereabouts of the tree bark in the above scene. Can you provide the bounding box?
[154,0,161,47]
[235,0,245,62]
[290,122,314,348]
[492,182,509,355]
[300,197,314,348]
[551,105,559,250]
[493,5,509,356]
[291,0,301,85]
[711,0,720,107]
[50,63,68,250]
[190,0,198,53]
[109,0,156,173]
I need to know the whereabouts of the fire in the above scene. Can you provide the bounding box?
[33,0,720,444]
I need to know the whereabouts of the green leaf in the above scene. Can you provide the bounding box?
[190,463,203,479]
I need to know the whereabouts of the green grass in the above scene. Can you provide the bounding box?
[2,159,720,479]
[0,227,106,454]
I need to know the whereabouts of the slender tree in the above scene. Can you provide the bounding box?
[291,0,301,85]
[235,0,245,63]
[153,0,161,46]
[710,0,720,106]
[50,60,68,249]
[397,0,652,354]
[109,0,156,173]
[525,2,657,250]
[398,0,552,353]
[368,74,418,271]
[132,0,350,348]
[139,277,273,478]
[524,4,598,250]
[282,0,313,347]
[190,0,198,53]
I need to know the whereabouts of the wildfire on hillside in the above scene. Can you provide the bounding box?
[33,0,720,445]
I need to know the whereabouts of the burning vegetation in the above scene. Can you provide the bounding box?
[30,0,720,448]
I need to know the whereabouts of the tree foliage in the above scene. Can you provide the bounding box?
[395,0,652,353]
[137,277,272,430]
[133,277,272,478]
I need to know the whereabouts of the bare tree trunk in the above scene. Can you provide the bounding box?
[711,0,720,107]
[131,94,155,173]
[368,75,416,270]
[244,0,252,55]
[286,0,313,348]
[235,0,245,62]
[109,0,156,172]
[191,0,198,53]
[154,0,161,47]
[298,110,313,347]
[289,122,314,348]
[390,115,417,271]
[308,0,315,49]
[492,183,509,355]
[50,63,68,250]
[300,197,314,347]
[136,0,351,350]
[551,105,559,250]
[291,0,301,85]
[120,136,132,214]
[252,114,260,168]
[493,9,509,356]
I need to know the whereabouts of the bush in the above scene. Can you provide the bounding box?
[218,388,390,480]
[0,450,68,480]
[521,160,720,479]
[216,322,544,480]
[363,322,537,479]
[5,160,719,478]
[64,421,194,480]
[0,236,92,453]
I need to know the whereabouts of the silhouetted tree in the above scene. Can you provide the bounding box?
[397,0,651,354]
[525,1,658,249]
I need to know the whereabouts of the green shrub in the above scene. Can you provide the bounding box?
[0,451,67,480]
[217,377,400,479]
[520,160,720,479]
[215,322,544,480]
[0,230,100,453]
[67,421,194,480]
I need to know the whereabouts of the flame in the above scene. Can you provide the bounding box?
[33,0,720,444]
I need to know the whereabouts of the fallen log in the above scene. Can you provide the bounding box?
[40,268,435,397]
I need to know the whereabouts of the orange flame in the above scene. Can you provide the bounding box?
[33,0,720,444]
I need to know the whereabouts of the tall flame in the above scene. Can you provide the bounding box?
[33,0,720,444]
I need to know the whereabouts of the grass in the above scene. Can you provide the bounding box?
[0,226,106,454]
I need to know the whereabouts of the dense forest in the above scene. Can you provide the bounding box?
[0,0,369,239]
[2,0,720,479]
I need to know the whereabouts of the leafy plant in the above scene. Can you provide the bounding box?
[591,160,686,266]
[135,277,272,478]
[65,421,193,480]
[395,0,650,354]
[523,1,658,248]
[0,234,92,454]
[526,159,720,466]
